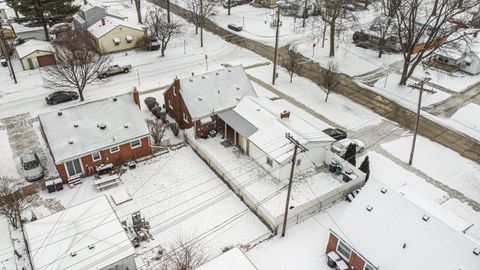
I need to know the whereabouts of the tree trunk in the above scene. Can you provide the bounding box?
[161,46,166,56]
[321,22,327,48]
[167,0,171,23]
[432,0,438,16]
[325,89,330,102]
[378,40,384,58]
[13,7,19,18]
[329,22,335,57]
[78,88,85,101]
[195,25,198,35]
[228,0,231,15]
[290,73,293,82]
[399,61,410,85]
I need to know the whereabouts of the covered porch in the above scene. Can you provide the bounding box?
[217,109,258,155]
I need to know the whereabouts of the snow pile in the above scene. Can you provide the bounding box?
[451,103,480,132]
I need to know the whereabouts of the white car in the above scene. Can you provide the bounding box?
[331,139,365,156]
[20,153,45,182]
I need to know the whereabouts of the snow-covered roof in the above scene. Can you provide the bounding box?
[39,93,149,163]
[15,39,54,59]
[228,96,333,164]
[25,196,135,270]
[87,16,144,39]
[9,22,44,34]
[196,247,258,270]
[178,65,257,120]
[333,180,480,270]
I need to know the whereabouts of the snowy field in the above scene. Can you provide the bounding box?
[0,129,20,179]
[451,103,480,132]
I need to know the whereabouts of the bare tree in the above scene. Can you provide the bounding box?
[156,235,207,270]
[369,14,396,58]
[146,118,166,145]
[0,176,37,229]
[183,0,216,35]
[393,0,479,85]
[42,30,111,101]
[145,8,183,57]
[283,45,302,83]
[322,61,340,102]
[316,0,350,57]
[381,0,401,17]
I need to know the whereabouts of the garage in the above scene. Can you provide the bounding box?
[37,54,56,67]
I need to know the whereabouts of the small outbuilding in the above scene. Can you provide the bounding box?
[16,39,55,70]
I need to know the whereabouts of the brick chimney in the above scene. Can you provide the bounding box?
[280,110,290,119]
[101,18,105,26]
[132,87,140,109]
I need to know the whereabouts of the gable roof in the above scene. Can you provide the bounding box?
[38,93,149,163]
[228,96,333,164]
[196,247,258,270]
[87,16,144,39]
[178,65,257,120]
[333,180,480,270]
[25,196,135,270]
[15,39,54,59]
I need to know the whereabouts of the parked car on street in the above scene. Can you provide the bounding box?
[98,64,132,79]
[228,24,243,32]
[323,128,347,141]
[331,138,365,156]
[45,91,79,105]
[20,153,45,182]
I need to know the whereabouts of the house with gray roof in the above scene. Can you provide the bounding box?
[73,4,125,29]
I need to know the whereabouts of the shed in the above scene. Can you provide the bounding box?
[15,40,55,70]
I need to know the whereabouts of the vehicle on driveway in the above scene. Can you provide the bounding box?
[228,24,243,32]
[20,153,45,182]
[323,128,347,141]
[98,64,132,79]
[331,138,365,156]
[45,91,79,105]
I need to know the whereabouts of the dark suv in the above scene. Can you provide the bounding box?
[45,91,79,105]
[228,24,243,32]
[323,128,347,141]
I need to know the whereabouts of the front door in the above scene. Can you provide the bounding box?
[65,159,83,178]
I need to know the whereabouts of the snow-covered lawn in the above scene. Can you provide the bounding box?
[0,218,17,270]
[0,129,20,179]
[451,103,480,132]
[381,135,480,205]
[413,65,480,93]
[246,65,383,130]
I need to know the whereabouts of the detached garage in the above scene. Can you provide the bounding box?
[15,40,55,70]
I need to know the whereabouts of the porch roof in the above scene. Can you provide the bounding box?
[218,109,258,138]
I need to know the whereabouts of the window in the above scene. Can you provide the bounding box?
[336,240,352,260]
[183,112,188,123]
[113,37,120,46]
[173,86,176,96]
[65,159,82,177]
[364,264,376,270]
[110,145,120,153]
[125,35,133,44]
[266,157,273,167]
[168,100,173,109]
[92,152,102,161]
[130,139,141,149]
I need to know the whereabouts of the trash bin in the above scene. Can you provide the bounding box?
[335,164,343,175]
[329,159,339,173]
[46,180,55,193]
[54,180,63,191]
[343,169,353,182]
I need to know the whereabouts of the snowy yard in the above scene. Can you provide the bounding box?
[451,103,480,132]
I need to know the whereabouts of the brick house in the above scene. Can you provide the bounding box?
[163,65,257,138]
[325,180,480,270]
[39,91,152,183]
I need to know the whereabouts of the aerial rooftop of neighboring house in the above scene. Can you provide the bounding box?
[15,39,54,59]
[74,4,125,26]
[25,196,135,270]
[332,179,480,270]
[219,96,333,164]
[38,93,149,163]
[87,15,144,38]
[196,247,258,270]
[178,65,257,120]
[9,22,44,33]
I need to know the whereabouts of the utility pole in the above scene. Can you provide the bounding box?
[0,32,17,84]
[281,133,308,237]
[272,5,281,85]
[200,0,204,47]
[302,0,308,28]
[407,77,434,165]
[228,0,231,15]
[134,0,142,24]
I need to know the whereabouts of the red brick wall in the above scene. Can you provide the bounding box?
[326,233,338,253]
[194,115,219,138]
[57,136,151,182]
[349,252,366,270]
[164,79,193,129]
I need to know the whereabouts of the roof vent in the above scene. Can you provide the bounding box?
[70,251,77,257]
[228,69,232,72]
[422,215,430,222]
[236,86,240,90]
[474,248,480,256]
[216,72,219,75]
[256,108,261,112]
[57,111,63,116]
[381,187,388,194]
[124,124,129,128]
[73,123,78,128]
[202,75,206,79]
[189,79,193,82]
[112,96,117,102]
[68,139,74,144]
[235,96,241,101]
[402,243,407,249]
[98,123,107,130]
[366,205,373,212]
[198,97,203,101]
[217,90,220,94]
[88,244,95,250]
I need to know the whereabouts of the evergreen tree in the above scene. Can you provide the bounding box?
[342,143,357,166]
[359,156,370,181]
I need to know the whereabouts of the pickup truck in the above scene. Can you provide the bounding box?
[98,64,132,78]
